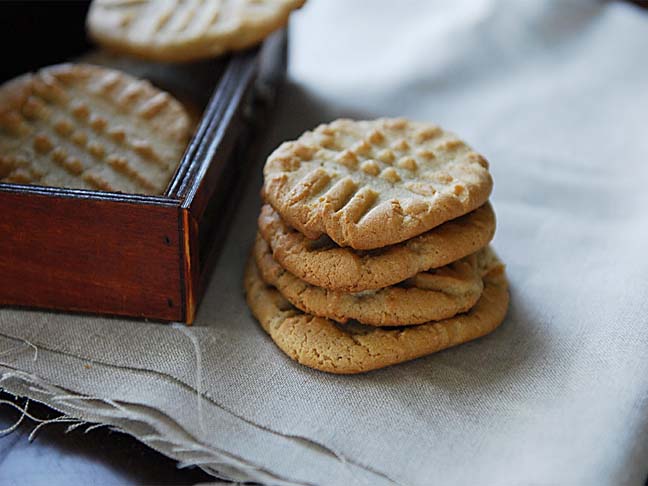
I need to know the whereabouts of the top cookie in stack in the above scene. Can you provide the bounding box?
[245,118,509,374]
[263,118,492,249]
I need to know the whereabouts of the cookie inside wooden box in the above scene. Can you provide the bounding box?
[0,2,287,323]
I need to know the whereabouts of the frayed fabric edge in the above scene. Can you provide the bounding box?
[0,368,313,486]
[0,330,399,486]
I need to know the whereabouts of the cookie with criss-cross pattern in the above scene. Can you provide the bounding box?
[263,118,492,250]
[244,252,509,374]
[258,202,495,292]
[87,0,305,62]
[254,233,498,326]
[0,63,191,194]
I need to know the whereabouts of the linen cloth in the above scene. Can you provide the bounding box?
[2,0,648,484]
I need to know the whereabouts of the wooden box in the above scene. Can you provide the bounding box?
[0,2,287,323]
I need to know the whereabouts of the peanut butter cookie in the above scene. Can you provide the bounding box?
[254,234,494,326]
[87,0,305,62]
[258,202,495,292]
[244,253,509,374]
[0,63,191,194]
[263,118,492,249]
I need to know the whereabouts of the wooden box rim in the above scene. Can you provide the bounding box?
[0,49,259,210]
[0,28,287,323]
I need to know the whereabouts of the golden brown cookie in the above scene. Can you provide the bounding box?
[87,0,306,63]
[263,118,493,250]
[244,253,509,374]
[254,233,492,326]
[0,63,191,194]
[258,202,495,292]
[78,49,204,125]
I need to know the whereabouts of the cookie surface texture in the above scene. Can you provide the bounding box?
[87,0,305,62]
[258,202,495,292]
[254,233,491,326]
[263,118,493,249]
[0,63,191,194]
[244,254,509,374]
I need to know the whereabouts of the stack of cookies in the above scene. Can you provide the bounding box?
[245,118,509,374]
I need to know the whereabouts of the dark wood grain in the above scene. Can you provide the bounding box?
[0,190,185,321]
[178,31,288,315]
[0,1,285,323]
